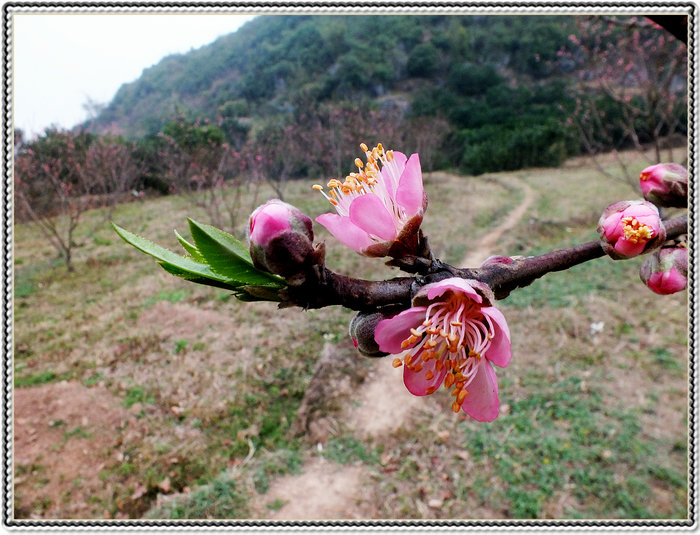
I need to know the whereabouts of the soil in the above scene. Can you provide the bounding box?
[13,173,687,521]
[13,381,138,518]
[13,173,537,521]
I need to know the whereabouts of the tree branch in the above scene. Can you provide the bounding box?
[283,215,687,311]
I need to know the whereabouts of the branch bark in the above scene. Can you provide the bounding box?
[283,215,687,311]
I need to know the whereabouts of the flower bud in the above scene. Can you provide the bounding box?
[349,311,390,358]
[640,247,688,295]
[248,199,314,278]
[639,163,688,208]
[597,200,666,259]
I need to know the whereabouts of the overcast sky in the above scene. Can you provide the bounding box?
[13,12,257,138]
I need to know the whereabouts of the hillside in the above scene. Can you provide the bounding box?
[88,16,576,131]
[78,14,685,178]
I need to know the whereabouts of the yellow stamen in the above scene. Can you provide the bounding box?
[360,142,368,152]
[312,184,323,191]
[457,389,468,405]
[452,401,461,413]
[621,216,654,243]
[444,374,455,388]
[392,358,402,368]
[355,158,364,169]
[425,370,434,381]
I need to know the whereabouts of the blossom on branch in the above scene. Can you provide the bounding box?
[314,143,427,258]
[640,246,688,295]
[597,200,666,259]
[374,277,511,422]
[639,163,688,208]
[248,199,314,278]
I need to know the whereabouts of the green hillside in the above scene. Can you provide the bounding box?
[78,14,685,178]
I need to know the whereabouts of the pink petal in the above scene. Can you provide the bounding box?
[395,153,425,216]
[249,203,292,244]
[648,268,686,294]
[424,277,482,303]
[460,360,500,422]
[374,307,427,354]
[482,307,511,368]
[624,203,658,219]
[316,213,374,253]
[403,352,448,396]
[349,194,397,242]
[614,238,645,257]
[602,213,624,240]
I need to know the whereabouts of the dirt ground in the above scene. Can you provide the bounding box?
[14,381,139,518]
[12,173,687,520]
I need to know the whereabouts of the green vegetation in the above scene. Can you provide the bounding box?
[77,15,683,179]
[13,139,687,520]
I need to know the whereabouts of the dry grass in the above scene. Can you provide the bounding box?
[13,150,689,520]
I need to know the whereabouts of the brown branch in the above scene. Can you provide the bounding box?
[283,215,688,311]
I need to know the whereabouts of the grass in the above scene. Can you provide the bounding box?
[13,150,688,520]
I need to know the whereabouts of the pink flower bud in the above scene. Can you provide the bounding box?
[640,247,688,295]
[597,200,666,259]
[247,199,314,278]
[639,163,688,208]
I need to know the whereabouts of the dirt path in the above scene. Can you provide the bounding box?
[254,174,537,520]
[460,175,536,268]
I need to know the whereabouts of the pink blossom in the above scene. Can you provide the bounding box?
[248,199,314,277]
[314,143,427,257]
[374,277,511,422]
[639,163,688,208]
[598,200,665,259]
[640,247,688,295]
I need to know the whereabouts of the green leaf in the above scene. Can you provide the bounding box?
[189,219,252,262]
[187,219,283,287]
[174,229,205,262]
[112,223,236,286]
[158,262,242,291]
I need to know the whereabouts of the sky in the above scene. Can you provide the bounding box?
[13,12,258,138]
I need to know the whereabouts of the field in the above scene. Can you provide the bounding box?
[12,150,689,521]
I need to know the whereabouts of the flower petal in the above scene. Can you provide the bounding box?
[374,307,427,354]
[614,238,646,257]
[602,213,624,240]
[403,352,448,396]
[349,194,397,242]
[482,307,511,368]
[316,213,374,253]
[424,277,483,303]
[395,153,425,216]
[460,360,500,422]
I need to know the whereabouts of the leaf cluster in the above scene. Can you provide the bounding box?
[113,219,284,302]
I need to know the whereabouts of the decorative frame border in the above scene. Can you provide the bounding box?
[2,1,696,530]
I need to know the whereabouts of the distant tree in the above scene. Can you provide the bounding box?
[564,16,687,187]
[158,114,251,231]
[407,42,441,77]
[14,129,98,271]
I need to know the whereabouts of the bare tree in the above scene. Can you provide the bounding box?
[563,16,687,187]
[14,130,97,271]
[158,116,255,231]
